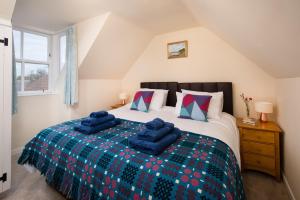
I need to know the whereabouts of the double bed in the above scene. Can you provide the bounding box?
[18,82,245,200]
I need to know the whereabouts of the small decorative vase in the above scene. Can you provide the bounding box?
[243,102,250,120]
[243,116,250,121]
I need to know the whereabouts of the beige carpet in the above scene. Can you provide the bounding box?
[0,155,291,200]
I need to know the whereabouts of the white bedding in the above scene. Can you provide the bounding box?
[109,105,241,167]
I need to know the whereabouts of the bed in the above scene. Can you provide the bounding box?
[18,82,245,200]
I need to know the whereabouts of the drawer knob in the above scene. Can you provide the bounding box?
[256,160,261,164]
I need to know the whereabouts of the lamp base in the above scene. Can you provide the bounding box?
[121,99,126,105]
[260,113,268,122]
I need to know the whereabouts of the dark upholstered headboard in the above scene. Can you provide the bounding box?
[140,82,178,108]
[140,82,233,115]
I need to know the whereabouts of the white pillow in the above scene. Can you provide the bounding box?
[175,92,184,116]
[142,88,169,106]
[136,88,168,111]
[162,91,169,106]
[181,89,224,119]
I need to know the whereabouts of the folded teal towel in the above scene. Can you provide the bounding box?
[81,114,115,127]
[145,118,165,130]
[74,119,121,135]
[138,123,174,142]
[89,111,108,118]
[128,128,181,155]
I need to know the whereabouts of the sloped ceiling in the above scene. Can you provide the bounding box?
[11,0,300,78]
[79,13,153,79]
[0,0,16,21]
[12,0,198,79]
[12,0,198,34]
[77,13,110,67]
[181,0,300,78]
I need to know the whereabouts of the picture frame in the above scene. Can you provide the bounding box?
[167,40,188,59]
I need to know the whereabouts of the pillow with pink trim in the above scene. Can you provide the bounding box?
[130,91,154,112]
[179,94,212,122]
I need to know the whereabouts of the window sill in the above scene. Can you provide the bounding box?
[18,91,57,97]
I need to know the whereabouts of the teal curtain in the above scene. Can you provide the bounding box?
[64,26,78,105]
[12,35,17,114]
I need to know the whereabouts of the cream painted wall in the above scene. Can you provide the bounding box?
[0,0,16,21]
[77,13,110,67]
[122,27,276,118]
[12,79,121,150]
[181,0,300,78]
[70,79,121,119]
[12,95,63,150]
[277,77,300,200]
[79,13,153,79]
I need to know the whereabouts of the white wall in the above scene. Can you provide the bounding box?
[277,77,300,200]
[12,95,63,150]
[122,27,276,118]
[12,79,121,150]
[70,79,121,119]
[79,13,153,79]
[77,13,110,67]
[0,0,16,22]
[182,0,300,78]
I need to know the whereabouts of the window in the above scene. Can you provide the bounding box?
[59,34,66,71]
[23,32,48,62]
[13,29,51,94]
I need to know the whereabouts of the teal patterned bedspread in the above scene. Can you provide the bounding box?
[18,118,245,200]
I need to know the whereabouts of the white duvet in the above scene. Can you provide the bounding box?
[109,105,241,167]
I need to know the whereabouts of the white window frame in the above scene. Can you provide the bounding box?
[13,27,53,96]
[59,32,66,72]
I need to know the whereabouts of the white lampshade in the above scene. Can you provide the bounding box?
[119,92,128,100]
[255,102,273,114]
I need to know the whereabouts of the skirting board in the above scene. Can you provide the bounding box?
[12,147,23,156]
[283,173,296,200]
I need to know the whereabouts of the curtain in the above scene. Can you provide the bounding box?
[12,35,17,114]
[64,26,78,105]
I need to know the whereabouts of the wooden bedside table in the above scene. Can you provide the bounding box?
[111,104,124,109]
[237,118,282,181]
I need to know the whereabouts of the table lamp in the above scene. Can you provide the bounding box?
[119,92,128,105]
[255,101,273,122]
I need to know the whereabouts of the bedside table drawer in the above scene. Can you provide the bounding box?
[242,129,274,144]
[242,141,275,157]
[243,153,275,170]
[237,118,281,180]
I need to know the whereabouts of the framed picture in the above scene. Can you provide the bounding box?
[167,40,188,59]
